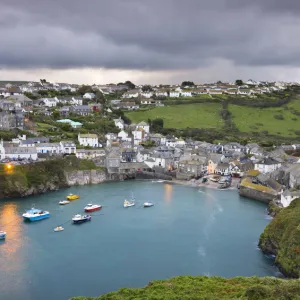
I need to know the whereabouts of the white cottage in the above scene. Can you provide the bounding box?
[78,133,99,148]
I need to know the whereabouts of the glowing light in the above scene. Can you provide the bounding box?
[164,184,173,203]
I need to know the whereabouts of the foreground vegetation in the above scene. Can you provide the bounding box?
[71,276,300,300]
[0,156,100,198]
[259,198,300,278]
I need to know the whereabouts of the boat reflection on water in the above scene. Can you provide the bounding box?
[0,203,29,298]
[164,184,173,203]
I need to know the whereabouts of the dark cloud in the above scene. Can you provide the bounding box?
[0,0,300,71]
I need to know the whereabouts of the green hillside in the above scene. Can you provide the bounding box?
[71,276,300,300]
[125,103,223,129]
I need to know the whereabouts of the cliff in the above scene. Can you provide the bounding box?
[70,276,300,300]
[0,157,107,198]
[259,198,300,278]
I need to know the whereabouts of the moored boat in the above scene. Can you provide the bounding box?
[124,200,135,208]
[0,231,6,240]
[23,208,50,222]
[144,202,154,207]
[84,204,102,212]
[66,194,80,201]
[54,226,64,232]
[59,200,70,205]
[72,214,91,224]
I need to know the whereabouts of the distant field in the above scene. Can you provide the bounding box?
[229,99,300,136]
[125,103,223,129]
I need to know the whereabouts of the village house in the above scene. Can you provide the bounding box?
[8,95,33,110]
[78,133,99,148]
[69,105,91,116]
[229,160,254,177]
[207,154,223,174]
[169,90,180,97]
[238,88,252,95]
[76,149,105,160]
[177,155,207,178]
[118,130,129,141]
[132,128,145,145]
[36,143,61,155]
[0,141,5,160]
[155,89,169,97]
[136,149,151,162]
[40,97,59,107]
[122,89,139,98]
[0,100,15,111]
[114,117,125,130]
[140,91,153,98]
[59,106,70,117]
[83,92,95,99]
[118,102,139,110]
[280,189,300,207]
[226,89,238,95]
[121,149,137,162]
[149,133,166,146]
[4,146,38,161]
[179,90,192,97]
[20,137,50,147]
[136,121,150,133]
[215,162,230,175]
[255,157,282,174]
[60,141,76,154]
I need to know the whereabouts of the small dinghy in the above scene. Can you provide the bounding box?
[144,202,154,207]
[0,231,6,240]
[59,200,70,205]
[72,214,92,224]
[54,226,64,232]
[124,200,135,208]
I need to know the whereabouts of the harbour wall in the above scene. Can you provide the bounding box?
[239,186,277,204]
[66,170,107,186]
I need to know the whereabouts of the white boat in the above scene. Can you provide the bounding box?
[59,200,70,205]
[144,202,154,207]
[0,231,6,240]
[54,226,64,232]
[124,200,135,208]
[84,204,102,212]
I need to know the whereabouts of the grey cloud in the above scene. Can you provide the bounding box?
[1,0,300,71]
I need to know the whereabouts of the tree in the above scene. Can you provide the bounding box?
[151,118,164,132]
[77,85,94,96]
[52,110,60,120]
[40,79,47,84]
[235,79,244,86]
[124,81,136,90]
[95,91,106,105]
[142,85,153,92]
[181,81,195,87]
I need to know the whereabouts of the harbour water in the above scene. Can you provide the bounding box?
[0,181,278,300]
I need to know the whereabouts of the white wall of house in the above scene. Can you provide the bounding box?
[118,130,128,140]
[36,144,61,154]
[114,120,124,129]
[254,162,281,174]
[136,124,150,133]
[0,144,5,160]
[5,148,38,160]
[181,91,192,97]
[170,91,180,97]
[141,92,153,98]
[78,135,98,147]
[280,193,299,207]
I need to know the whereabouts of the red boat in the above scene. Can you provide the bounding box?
[84,204,102,212]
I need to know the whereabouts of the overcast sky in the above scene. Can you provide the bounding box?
[1,0,300,84]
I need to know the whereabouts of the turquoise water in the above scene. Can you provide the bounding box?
[0,181,278,300]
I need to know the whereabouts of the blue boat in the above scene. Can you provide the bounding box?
[22,208,50,222]
[0,231,6,240]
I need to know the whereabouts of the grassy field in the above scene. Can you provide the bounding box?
[229,99,300,136]
[125,103,223,129]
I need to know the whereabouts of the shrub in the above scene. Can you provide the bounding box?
[274,114,284,120]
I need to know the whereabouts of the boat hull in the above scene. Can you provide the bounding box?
[23,213,50,222]
[84,207,101,212]
[72,216,91,224]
